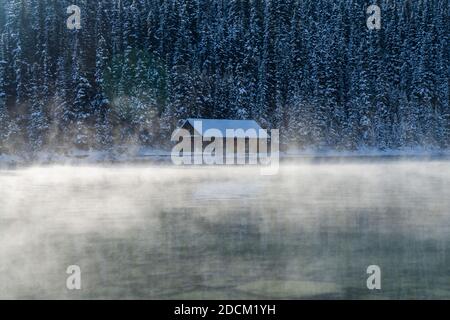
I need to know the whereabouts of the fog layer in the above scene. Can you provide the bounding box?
[0,161,449,299]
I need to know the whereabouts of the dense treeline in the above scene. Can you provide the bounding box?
[0,0,448,154]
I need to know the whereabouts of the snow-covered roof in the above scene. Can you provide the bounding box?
[178,118,269,139]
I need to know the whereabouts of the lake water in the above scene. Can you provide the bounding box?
[0,160,449,299]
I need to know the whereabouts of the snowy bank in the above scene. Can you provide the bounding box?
[1,146,450,168]
[285,147,450,158]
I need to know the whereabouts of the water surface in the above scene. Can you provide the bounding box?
[0,160,449,299]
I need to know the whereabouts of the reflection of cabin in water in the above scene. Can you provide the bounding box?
[175,119,270,158]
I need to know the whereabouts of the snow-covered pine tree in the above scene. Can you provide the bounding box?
[44,55,66,150]
[0,34,10,153]
[28,64,49,152]
[93,33,113,151]
[69,32,92,150]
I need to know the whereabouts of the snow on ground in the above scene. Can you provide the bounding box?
[1,146,450,167]
[285,146,450,158]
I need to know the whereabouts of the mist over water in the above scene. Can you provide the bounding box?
[0,161,449,299]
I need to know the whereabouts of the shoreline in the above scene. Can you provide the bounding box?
[1,148,450,169]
